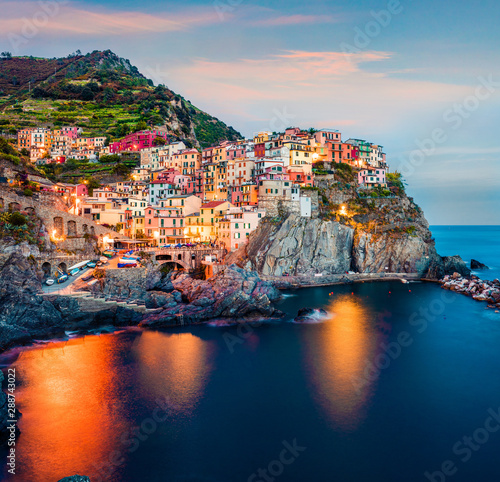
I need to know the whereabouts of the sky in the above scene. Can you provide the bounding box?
[1,0,499,224]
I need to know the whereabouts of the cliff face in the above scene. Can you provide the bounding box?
[232,190,469,279]
[242,216,354,276]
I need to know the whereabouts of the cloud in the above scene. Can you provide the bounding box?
[163,49,473,131]
[0,1,221,37]
[253,14,338,26]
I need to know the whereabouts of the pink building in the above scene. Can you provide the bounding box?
[255,164,290,183]
[358,168,386,186]
[227,145,246,160]
[61,126,78,139]
[110,130,168,153]
[286,165,313,187]
[218,206,266,251]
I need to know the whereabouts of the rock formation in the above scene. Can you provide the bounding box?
[141,265,282,327]
[471,259,489,270]
[441,274,500,308]
[227,187,469,280]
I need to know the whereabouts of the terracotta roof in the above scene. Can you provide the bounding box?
[201,201,227,208]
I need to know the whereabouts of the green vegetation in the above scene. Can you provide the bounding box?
[0,211,45,248]
[334,163,356,183]
[386,172,406,196]
[0,50,242,149]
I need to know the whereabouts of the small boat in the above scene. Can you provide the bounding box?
[70,268,81,276]
[57,274,68,284]
[45,278,55,286]
[400,279,409,284]
[118,258,138,268]
[86,261,97,268]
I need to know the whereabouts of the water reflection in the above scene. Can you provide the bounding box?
[4,330,215,481]
[132,330,215,415]
[10,335,128,481]
[304,295,386,431]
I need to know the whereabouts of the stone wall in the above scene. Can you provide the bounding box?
[259,191,319,218]
[0,186,124,249]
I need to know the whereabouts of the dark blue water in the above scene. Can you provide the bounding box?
[1,227,499,482]
[431,225,500,280]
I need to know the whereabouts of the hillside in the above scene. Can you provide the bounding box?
[0,50,241,148]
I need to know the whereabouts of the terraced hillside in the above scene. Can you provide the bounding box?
[0,50,241,148]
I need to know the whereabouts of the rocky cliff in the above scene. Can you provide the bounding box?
[228,182,469,280]
[141,266,282,327]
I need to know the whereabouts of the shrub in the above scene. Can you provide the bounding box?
[23,188,33,197]
[9,212,27,226]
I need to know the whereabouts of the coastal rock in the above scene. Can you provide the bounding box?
[0,250,143,352]
[141,265,283,327]
[57,476,91,482]
[294,307,328,323]
[425,255,471,280]
[440,274,500,308]
[236,215,354,276]
[471,259,489,270]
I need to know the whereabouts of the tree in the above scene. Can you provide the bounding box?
[84,176,100,196]
[98,154,121,163]
[0,52,12,60]
[80,86,94,101]
[135,120,148,132]
[153,136,166,146]
[112,163,131,176]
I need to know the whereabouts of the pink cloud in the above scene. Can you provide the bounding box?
[254,14,338,26]
[0,2,222,36]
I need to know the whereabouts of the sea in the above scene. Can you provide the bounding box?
[0,226,499,482]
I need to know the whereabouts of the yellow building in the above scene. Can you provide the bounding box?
[185,200,234,242]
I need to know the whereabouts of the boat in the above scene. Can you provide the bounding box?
[69,268,81,276]
[400,279,409,284]
[103,250,115,258]
[118,258,138,268]
[56,274,68,284]
[86,261,97,268]
[45,278,55,286]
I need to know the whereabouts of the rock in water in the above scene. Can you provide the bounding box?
[294,307,328,322]
[471,259,489,270]
[58,476,91,482]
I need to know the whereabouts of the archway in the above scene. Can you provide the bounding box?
[90,226,95,235]
[58,262,67,274]
[156,254,172,261]
[158,260,189,272]
[41,262,51,278]
[67,220,77,237]
[53,217,64,236]
[9,202,21,212]
[25,207,35,216]
[82,224,88,234]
